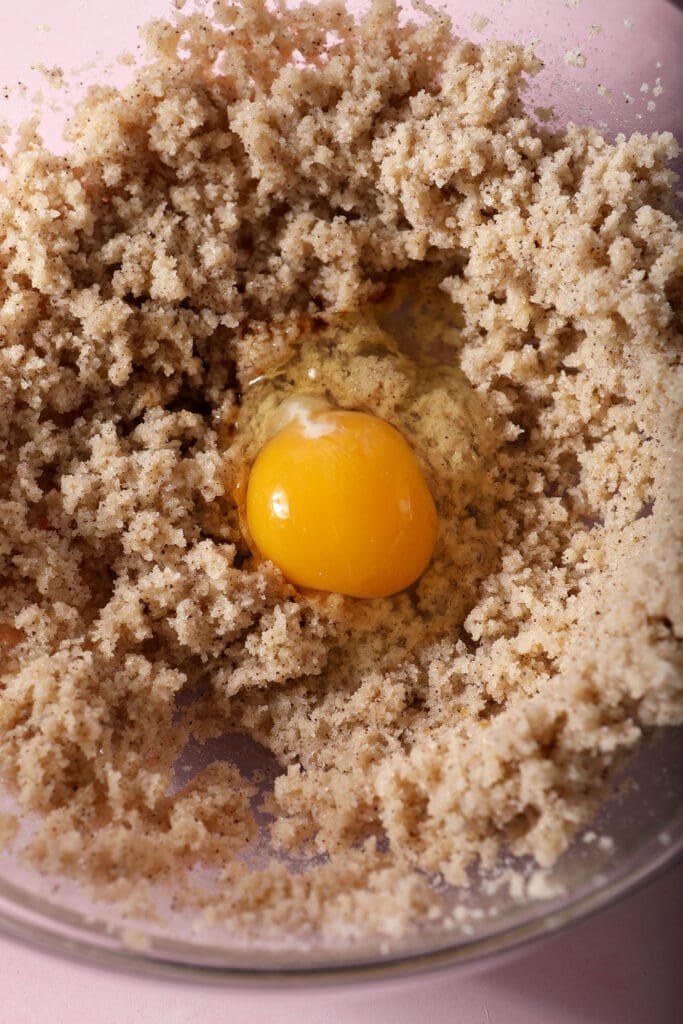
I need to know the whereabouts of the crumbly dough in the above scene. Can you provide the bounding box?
[0,0,681,939]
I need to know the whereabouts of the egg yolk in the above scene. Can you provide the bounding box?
[245,406,438,598]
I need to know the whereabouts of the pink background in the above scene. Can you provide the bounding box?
[1,1,682,1020]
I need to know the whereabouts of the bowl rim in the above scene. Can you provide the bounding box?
[0,824,680,986]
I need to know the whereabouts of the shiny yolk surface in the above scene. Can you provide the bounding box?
[245,408,438,598]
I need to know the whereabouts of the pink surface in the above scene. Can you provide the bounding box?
[1,1,682,1020]
[2,864,681,1023]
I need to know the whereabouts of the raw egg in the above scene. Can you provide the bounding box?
[231,276,483,609]
[246,399,438,598]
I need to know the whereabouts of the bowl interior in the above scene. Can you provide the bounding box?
[0,0,681,982]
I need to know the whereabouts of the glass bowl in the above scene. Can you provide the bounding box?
[0,0,681,984]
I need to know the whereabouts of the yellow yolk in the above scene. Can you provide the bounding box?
[245,406,438,598]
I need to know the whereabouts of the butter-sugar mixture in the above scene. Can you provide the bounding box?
[0,0,681,938]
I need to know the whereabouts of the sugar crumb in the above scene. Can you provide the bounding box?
[526,872,565,900]
[534,106,554,123]
[564,49,587,69]
[0,813,19,853]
